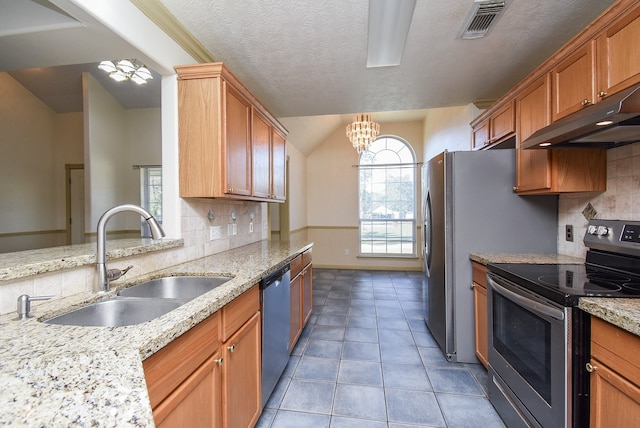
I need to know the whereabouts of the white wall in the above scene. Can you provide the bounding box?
[559,142,640,257]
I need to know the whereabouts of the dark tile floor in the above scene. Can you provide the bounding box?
[256,268,505,428]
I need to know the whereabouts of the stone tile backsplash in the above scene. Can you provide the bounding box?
[558,142,640,258]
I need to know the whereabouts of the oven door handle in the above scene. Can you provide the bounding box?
[488,275,565,321]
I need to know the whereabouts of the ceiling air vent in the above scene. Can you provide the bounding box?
[459,0,508,40]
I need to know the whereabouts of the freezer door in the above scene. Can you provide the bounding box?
[423,152,451,358]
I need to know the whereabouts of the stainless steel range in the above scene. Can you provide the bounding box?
[486,219,640,428]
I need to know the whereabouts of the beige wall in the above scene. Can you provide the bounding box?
[306,120,424,270]
[558,141,640,257]
[422,105,476,162]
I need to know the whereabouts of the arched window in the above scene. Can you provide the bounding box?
[358,136,416,256]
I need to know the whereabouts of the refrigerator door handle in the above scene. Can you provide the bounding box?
[423,190,432,276]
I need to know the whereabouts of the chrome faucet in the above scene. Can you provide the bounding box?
[96,204,165,293]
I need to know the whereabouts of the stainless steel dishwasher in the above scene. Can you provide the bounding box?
[260,264,290,408]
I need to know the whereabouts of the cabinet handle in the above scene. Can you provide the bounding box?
[227,187,233,193]
[597,91,607,98]
[471,283,475,289]
[585,362,597,373]
[227,344,236,353]
[513,186,519,192]
[215,357,224,366]
[581,99,591,106]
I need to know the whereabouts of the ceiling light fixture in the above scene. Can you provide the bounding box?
[346,114,380,154]
[366,0,417,68]
[98,59,153,84]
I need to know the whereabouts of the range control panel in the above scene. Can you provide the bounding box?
[585,219,640,257]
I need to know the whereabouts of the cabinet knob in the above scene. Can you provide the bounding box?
[215,357,224,366]
[581,99,591,106]
[597,91,607,98]
[585,362,597,373]
[227,187,233,193]
[227,344,236,353]
[513,186,519,192]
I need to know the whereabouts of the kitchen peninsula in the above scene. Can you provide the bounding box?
[0,239,312,426]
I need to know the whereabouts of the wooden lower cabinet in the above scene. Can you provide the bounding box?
[154,353,222,428]
[222,311,261,428]
[144,285,262,428]
[289,250,313,350]
[471,262,488,369]
[589,316,640,427]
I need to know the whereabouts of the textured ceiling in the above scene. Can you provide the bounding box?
[157,0,616,119]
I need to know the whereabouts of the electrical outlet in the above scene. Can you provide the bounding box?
[565,224,574,242]
[232,223,237,235]
[209,226,222,240]
[249,221,254,233]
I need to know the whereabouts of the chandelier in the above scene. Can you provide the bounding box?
[98,59,153,85]
[346,114,380,154]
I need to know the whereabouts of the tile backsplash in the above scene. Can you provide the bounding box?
[558,142,640,257]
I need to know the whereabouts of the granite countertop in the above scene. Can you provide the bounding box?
[469,252,585,265]
[0,239,184,281]
[579,298,640,337]
[0,239,312,427]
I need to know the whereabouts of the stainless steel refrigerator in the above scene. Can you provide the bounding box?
[422,149,558,363]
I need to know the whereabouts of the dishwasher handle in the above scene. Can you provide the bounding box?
[260,264,290,290]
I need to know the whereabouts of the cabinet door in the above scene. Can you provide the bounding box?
[597,5,640,98]
[589,357,640,428]
[223,312,262,428]
[515,75,552,193]
[473,283,488,369]
[489,100,515,143]
[153,353,222,428]
[224,83,252,197]
[290,273,302,349]
[302,265,313,326]
[552,41,596,121]
[252,109,272,199]
[472,120,489,150]
[271,128,287,201]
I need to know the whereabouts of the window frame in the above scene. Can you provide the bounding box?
[357,136,417,258]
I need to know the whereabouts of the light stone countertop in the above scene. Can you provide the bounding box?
[469,252,585,265]
[0,239,184,281]
[0,239,312,427]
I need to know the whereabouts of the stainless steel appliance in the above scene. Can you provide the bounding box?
[260,264,291,408]
[422,149,558,363]
[487,219,640,428]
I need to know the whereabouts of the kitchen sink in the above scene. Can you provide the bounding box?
[117,275,231,300]
[43,298,183,327]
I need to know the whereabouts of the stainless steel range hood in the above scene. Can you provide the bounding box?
[522,84,640,149]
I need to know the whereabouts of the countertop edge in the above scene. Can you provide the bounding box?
[469,252,585,265]
[579,297,640,337]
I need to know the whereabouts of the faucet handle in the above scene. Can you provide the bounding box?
[106,265,134,281]
[16,294,54,320]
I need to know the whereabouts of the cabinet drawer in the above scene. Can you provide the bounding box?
[290,254,303,278]
[143,311,220,409]
[472,262,487,288]
[302,248,312,267]
[221,285,259,341]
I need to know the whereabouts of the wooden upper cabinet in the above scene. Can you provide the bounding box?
[552,41,596,121]
[472,119,489,150]
[252,108,271,199]
[597,4,640,99]
[516,75,552,193]
[224,84,252,197]
[176,62,288,202]
[471,100,514,150]
[271,128,286,201]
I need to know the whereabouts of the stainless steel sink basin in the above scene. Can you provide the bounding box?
[44,298,182,327]
[117,276,231,300]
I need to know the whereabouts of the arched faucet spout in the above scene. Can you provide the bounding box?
[96,204,165,293]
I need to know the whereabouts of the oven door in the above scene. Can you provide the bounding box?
[487,272,570,428]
